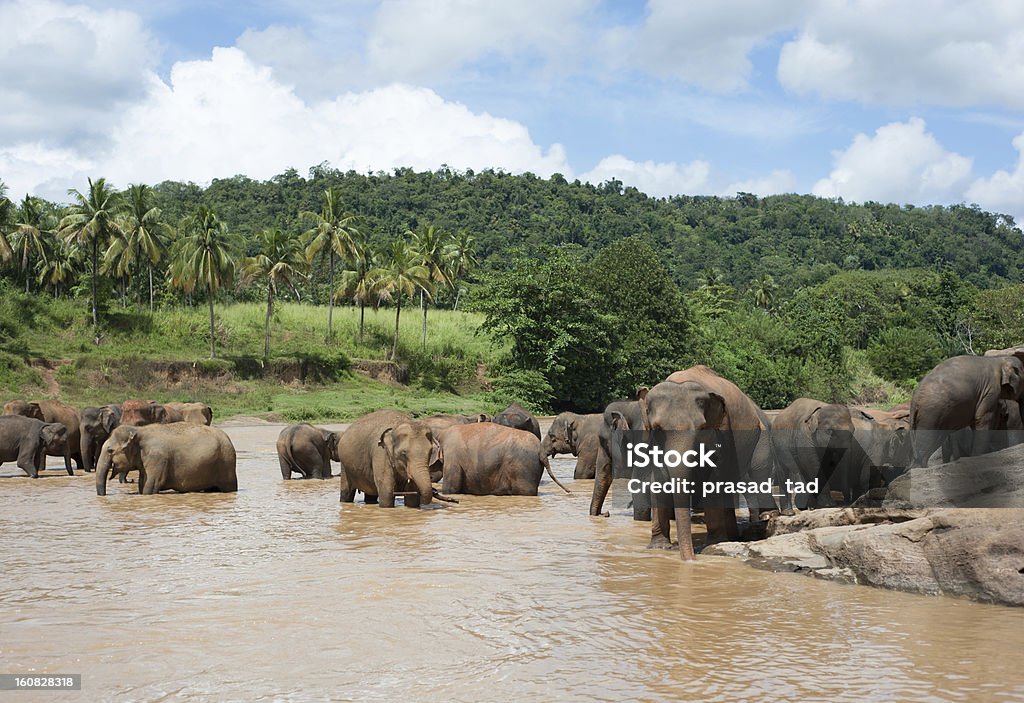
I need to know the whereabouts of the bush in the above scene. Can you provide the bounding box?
[866,327,943,384]
[489,368,554,414]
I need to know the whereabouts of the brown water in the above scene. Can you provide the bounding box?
[3,423,1024,702]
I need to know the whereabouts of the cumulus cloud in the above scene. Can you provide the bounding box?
[778,0,1024,109]
[725,170,797,197]
[3,48,571,198]
[812,118,973,204]
[366,0,596,82]
[0,0,158,145]
[603,0,808,92]
[236,25,359,99]
[967,132,1024,222]
[580,155,712,197]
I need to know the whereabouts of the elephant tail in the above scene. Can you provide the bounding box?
[542,452,571,493]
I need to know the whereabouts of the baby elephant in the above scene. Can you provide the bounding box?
[277,423,339,479]
[0,415,71,477]
[96,424,237,495]
[438,423,570,496]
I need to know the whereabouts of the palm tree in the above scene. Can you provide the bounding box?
[10,195,54,293]
[60,178,122,330]
[37,237,81,298]
[120,184,171,312]
[241,228,308,359]
[445,229,478,310]
[302,187,362,340]
[0,180,13,264]
[169,206,240,358]
[750,273,778,311]
[409,225,451,350]
[339,239,376,345]
[371,239,432,361]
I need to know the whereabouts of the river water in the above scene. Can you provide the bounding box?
[2,423,1023,702]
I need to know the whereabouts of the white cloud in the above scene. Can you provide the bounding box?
[0,0,158,145]
[366,0,596,82]
[580,155,712,197]
[236,25,359,99]
[967,132,1024,222]
[4,47,571,199]
[603,0,808,92]
[725,170,797,197]
[778,1,1024,109]
[813,118,973,204]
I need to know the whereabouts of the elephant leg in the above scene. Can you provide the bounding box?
[372,456,396,508]
[64,453,73,475]
[972,407,999,456]
[704,507,739,544]
[911,429,947,469]
[140,463,164,494]
[363,493,379,504]
[648,507,676,549]
[280,456,292,480]
[589,446,612,516]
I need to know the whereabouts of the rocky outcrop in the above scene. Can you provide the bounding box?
[705,445,1024,606]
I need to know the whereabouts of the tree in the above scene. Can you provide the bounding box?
[241,228,308,359]
[339,239,376,345]
[0,180,12,264]
[410,224,451,351]
[60,177,122,330]
[37,237,81,298]
[10,195,54,293]
[119,184,171,311]
[169,206,240,358]
[302,187,362,340]
[446,229,478,310]
[749,273,778,311]
[371,239,432,361]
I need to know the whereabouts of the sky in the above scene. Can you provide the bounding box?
[2,0,1024,224]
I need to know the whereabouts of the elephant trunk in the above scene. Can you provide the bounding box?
[541,451,571,493]
[80,433,93,472]
[408,458,434,506]
[96,449,111,496]
[675,506,696,561]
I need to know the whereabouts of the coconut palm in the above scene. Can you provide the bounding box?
[241,228,308,359]
[750,273,778,311]
[445,229,478,310]
[10,195,54,293]
[120,184,171,311]
[37,237,81,298]
[169,206,240,358]
[371,239,432,361]
[60,177,123,329]
[409,225,452,350]
[302,187,362,340]
[0,181,13,264]
[339,239,377,345]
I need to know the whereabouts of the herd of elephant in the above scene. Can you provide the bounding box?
[3,344,1022,561]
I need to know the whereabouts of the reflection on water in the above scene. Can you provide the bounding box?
[2,425,1023,702]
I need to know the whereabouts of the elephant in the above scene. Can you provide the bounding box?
[120,400,168,426]
[493,403,542,439]
[942,399,1024,462]
[336,409,442,508]
[541,411,603,479]
[437,422,570,495]
[79,404,122,473]
[639,365,777,560]
[772,399,865,510]
[165,402,214,426]
[0,415,71,477]
[910,355,1024,468]
[3,399,83,473]
[589,400,645,517]
[277,423,339,479]
[848,407,912,499]
[96,423,237,495]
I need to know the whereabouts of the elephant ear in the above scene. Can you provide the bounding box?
[566,418,578,447]
[609,411,630,432]
[428,439,443,468]
[1000,359,1024,399]
[102,409,119,434]
[29,402,45,420]
[803,405,822,433]
[377,427,396,466]
[636,388,651,431]
[702,392,728,430]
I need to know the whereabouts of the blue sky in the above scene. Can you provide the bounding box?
[2,0,1024,224]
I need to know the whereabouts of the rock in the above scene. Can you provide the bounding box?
[705,445,1024,606]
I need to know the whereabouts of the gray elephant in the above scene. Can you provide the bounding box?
[589,400,644,517]
[772,399,865,510]
[96,424,237,495]
[910,355,1024,467]
[165,402,213,425]
[542,411,603,479]
[0,415,71,477]
[277,423,339,479]
[942,398,1024,461]
[336,410,441,508]
[80,404,122,472]
[438,422,570,495]
[120,400,168,426]
[639,365,777,560]
[849,407,912,499]
[4,399,83,473]
[493,403,541,439]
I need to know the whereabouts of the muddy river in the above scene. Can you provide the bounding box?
[2,423,1023,702]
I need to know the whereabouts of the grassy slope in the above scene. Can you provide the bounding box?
[0,291,506,422]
